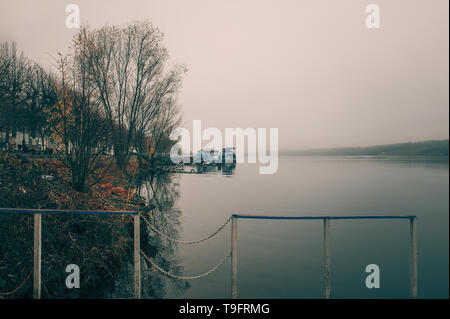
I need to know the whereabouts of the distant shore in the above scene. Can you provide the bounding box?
[281,139,449,157]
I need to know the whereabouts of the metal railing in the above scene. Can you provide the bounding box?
[0,208,141,299]
[1,208,418,299]
[231,214,418,299]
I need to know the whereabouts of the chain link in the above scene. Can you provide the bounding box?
[140,215,232,280]
[142,215,232,244]
[141,250,231,280]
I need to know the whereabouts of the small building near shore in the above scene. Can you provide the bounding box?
[0,131,50,151]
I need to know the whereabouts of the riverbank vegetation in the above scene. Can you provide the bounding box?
[0,152,186,298]
[0,21,186,298]
[1,21,184,192]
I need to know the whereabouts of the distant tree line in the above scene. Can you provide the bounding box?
[282,140,449,157]
[0,21,185,192]
[0,42,56,149]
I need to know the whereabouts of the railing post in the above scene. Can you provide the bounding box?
[231,216,238,299]
[134,214,141,299]
[410,216,418,299]
[33,213,41,299]
[324,218,331,299]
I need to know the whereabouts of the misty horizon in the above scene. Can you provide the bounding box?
[1,0,448,149]
[281,138,449,152]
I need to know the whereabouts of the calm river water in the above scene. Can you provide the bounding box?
[144,156,448,299]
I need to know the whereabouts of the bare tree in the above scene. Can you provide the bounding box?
[0,43,57,152]
[49,36,112,192]
[23,63,58,148]
[134,66,184,166]
[76,22,185,170]
[0,42,30,146]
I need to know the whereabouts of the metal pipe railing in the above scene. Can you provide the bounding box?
[1,209,418,299]
[0,208,139,215]
[231,214,418,299]
[0,208,141,299]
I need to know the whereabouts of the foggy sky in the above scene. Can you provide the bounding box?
[0,0,448,150]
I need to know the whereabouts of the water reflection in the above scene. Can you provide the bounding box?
[124,164,235,297]
[220,164,236,176]
[133,172,188,298]
[174,163,236,176]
